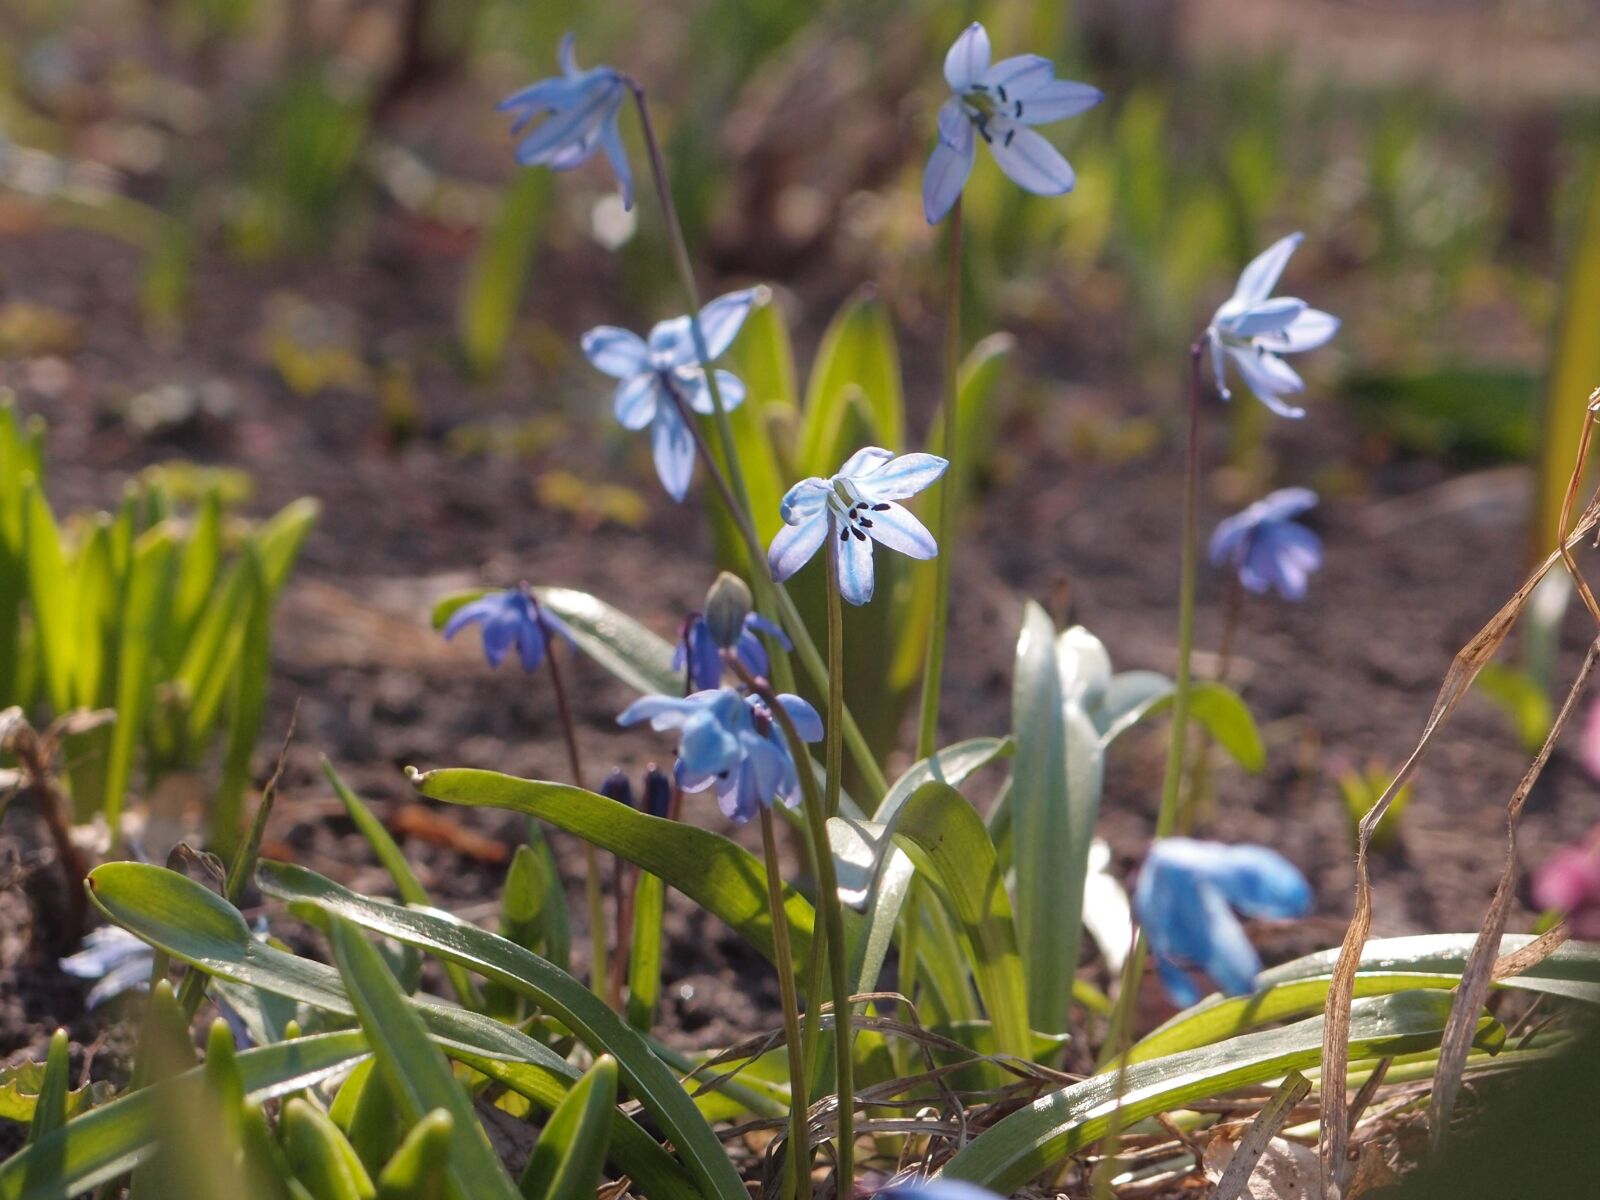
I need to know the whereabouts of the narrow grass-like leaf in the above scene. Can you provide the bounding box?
[626,870,665,1032]
[376,1110,453,1200]
[24,483,75,713]
[281,1097,377,1200]
[213,541,272,854]
[712,296,793,555]
[409,769,813,966]
[519,1055,616,1200]
[328,918,520,1200]
[456,171,549,378]
[259,862,748,1200]
[24,1030,71,1146]
[940,992,1462,1193]
[104,525,177,829]
[797,290,904,475]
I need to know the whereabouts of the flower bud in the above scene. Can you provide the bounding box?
[704,571,753,650]
[641,764,673,820]
[598,768,635,808]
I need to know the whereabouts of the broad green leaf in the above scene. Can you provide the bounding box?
[890,783,1031,1060]
[376,1110,453,1200]
[24,483,74,713]
[281,1097,377,1200]
[519,1055,616,1200]
[797,290,904,474]
[870,737,1014,825]
[941,992,1465,1193]
[328,919,520,1200]
[83,863,694,1200]
[456,171,550,378]
[104,524,177,829]
[409,769,813,966]
[323,759,482,1010]
[0,1032,371,1200]
[1110,680,1266,773]
[259,862,748,1200]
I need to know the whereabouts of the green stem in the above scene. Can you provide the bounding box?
[629,82,888,805]
[529,590,608,1004]
[751,666,855,1196]
[760,806,812,1200]
[917,196,963,760]
[1179,573,1242,834]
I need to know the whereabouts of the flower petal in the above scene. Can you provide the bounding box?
[1192,884,1263,997]
[696,289,759,359]
[1228,297,1306,338]
[943,22,990,92]
[778,477,831,524]
[768,515,828,581]
[650,405,696,501]
[515,618,549,672]
[923,134,976,225]
[834,525,876,605]
[854,451,949,501]
[838,446,896,479]
[1011,79,1103,125]
[981,54,1053,96]
[600,114,633,210]
[1231,232,1303,307]
[1227,347,1306,418]
[680,368,746,414]
[582,326,650,378]
[1209,333,1231,401]
[557,32,580,76]
[1274,307,1340,353]
[613,373,660,430]
[984,121,1075,195]
[678,709,742,776]
[647,315,695,369]
[617,694,699,730]
[442,594,500,640]
[775,694,824,742]
[862,501,938,560]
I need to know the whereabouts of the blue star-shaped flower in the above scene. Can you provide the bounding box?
[617,687,822,823]
[442,589,575,672]
[1134,838,1312,1006]
[499,33,633,208]
[923,22,1103,224]
[1209,487,1323,601]
[674,610,792,691]
[768,446,948,606]
[1205,233,1340,418]
[581,289,758,501]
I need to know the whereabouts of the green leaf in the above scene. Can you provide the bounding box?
[456,171,550,378]
[328,918,520,1200]
[376,1110,453,1200]
[409,769,813,967]
[259,862,748,1200]
[24,483,75,713]
[712,297,793,555]
[0,1062,110,1127]
[797,290,904,474]
[518,1055,616,1200]
[0,1032,372,1200]
[889,783,1031,1061]
[1010,602,1101,1035]
[281,1097,378,1200]
[213,541,274,855]
[335,1060,403,1176]
[1116,681,1266,773]
[104,524,177,829]
[1475,663,1554,754]
[626,870,665,1032]
[84,864,695,1200]
[323,759,483,1010]
[941,992,1464,1193]
[24,1030,71,1145]
[171,488,223,653]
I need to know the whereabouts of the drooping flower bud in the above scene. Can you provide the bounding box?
[598,768,635,808]
[704,571,753,650]
[641,764,673,820]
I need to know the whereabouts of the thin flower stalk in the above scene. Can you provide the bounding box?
[760,804,812,1200]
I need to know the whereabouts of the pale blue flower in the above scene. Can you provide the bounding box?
[617,686,822,823]
[1209,488,1323,601]
[768,447,948,605]
[674,610,791,690]
[499,33,633,208]
[923,22,1102,224]
[443,589,575,672]
[875,1183,1002,1200]
[1134,838,1312,1006]
[582,290,757,501]
[1205,233,1340,418]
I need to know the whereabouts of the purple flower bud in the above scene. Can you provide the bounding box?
[598,768,635,808]
[641,765,673,820]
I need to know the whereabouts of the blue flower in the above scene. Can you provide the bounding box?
[874,1184,1002,1200]
[1205,233,1340,418]
[923,22,1102,224]
[674,610,792,691]
[499,33,632,208]
[581,290,758,501]
[768,447,948,606]
[443,589,575,672]
[617,686,822,823]
[60,926,155,1010]
[1134,838,1312,1006]
[1209,488,1323,601]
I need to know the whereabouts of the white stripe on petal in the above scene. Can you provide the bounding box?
[855,452,948,501]
[613,373,659,429]
[835,526,877,605]
[651,406,696,500]
[863,501,938,560]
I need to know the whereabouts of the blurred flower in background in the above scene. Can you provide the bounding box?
[1209,487,1323,601]
[442,589,576,672]
[499,33,633,208]
[1531,823,1600,937]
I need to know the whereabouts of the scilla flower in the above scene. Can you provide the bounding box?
[1531,823,1600,938]
[875,1183,1003,1200]
[499,34,632,208]
[768,447,948,605]
[443,589,575,672]
[923,22,1102,224]
[1135,838,1312,1006]
[1204,233,1340,418]
[582,289,758,501]
[675,610,792,691]
[1208,488,1323,601]
[617,687,822,823]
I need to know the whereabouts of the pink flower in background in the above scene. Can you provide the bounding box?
[1531,823,1600,938]
[1579,695,1600,781]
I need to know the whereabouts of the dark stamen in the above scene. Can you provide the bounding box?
[872,503,890,511]
[997,85,1008,102]
[851,526,867,542]
[1004,129,1015,147]
[859,518,874,529]
[839,527,851,542]
[1015,100,1024,117]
